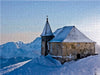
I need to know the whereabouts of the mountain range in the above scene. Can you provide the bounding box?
[0,37,41,59]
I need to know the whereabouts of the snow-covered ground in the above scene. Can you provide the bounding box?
[0,57,31,69]
[1,55,100,75]
[0,60,31,75]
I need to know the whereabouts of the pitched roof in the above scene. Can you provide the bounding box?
[41,18,53,36]
[50,26,94,42]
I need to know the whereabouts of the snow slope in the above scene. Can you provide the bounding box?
[2,55,100,75]
[0,37,41,58]
[0,60,31,75]
[0,57,31,69]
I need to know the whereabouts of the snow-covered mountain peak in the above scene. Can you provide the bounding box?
[0,37,41,58]
[15,41,24,46]
[15,41,24,48]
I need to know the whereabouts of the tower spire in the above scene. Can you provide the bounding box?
[41,16,53,36]
[41,16,54,56]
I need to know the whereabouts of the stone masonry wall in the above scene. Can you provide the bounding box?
[49,42,95,62]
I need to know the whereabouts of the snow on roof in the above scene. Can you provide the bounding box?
[50,26,94,42]
[41,20,53,36]
[50,26,73,42]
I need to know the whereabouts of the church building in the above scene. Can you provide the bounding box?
[41,17,96,63]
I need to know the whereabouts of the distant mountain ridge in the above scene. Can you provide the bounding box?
[0,37,100,59]
[0,37,41,58]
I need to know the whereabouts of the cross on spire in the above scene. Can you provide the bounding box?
[46,15,48,22]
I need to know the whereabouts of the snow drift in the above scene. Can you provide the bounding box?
[1,55,100,75]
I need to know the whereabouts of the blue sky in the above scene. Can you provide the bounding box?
[1,1,100,44]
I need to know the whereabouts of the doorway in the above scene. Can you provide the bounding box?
[77,54,80,59]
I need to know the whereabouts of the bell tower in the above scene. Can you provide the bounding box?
[41,16,54,56]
